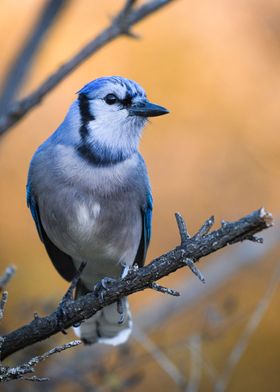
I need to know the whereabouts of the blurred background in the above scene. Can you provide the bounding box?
[0,0,280,391]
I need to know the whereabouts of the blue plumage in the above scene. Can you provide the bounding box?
[27,76,168,345]
[26,183,42,241]
[144,192,153,248]
[78,76,146,99]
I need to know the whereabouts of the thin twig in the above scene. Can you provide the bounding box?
[0,0,175,135]
[27,340,81,367]
[175,212,191,244]
[194,216,215,238]
[0,340,81,383]
[23,376,50,382]
[0,265,16,291]
[183,258,206,284]
[0,208,273,361]
[186,335,202,392]
[0,291,8,321]
[245,235,263,243]
[149,282,180,296]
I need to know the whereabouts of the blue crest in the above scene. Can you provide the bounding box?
[78,76,146,99]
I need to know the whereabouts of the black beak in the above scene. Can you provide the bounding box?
[129,100,169,117]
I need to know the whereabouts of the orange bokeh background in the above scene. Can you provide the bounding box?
[0,1,280,390]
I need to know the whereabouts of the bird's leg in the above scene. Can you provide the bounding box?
[117,297,126,324]
[114,264,136,324]
[57,262,87,334]
[94,265,131,324]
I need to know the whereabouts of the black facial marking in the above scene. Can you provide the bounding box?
[77,92,127,166]
[121,94,132,107]
[76,86,137,167]
[78,93,94,139]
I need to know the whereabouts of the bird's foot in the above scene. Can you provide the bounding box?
[94,277,126,324]
[93,277,116,301]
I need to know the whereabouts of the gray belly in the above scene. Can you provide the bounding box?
[40,190,142,287]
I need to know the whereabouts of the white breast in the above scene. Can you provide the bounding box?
[74,202,101,236]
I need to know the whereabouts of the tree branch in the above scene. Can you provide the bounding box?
[0,208,273,361]
[0,0,175,136]
[0,0,70,116]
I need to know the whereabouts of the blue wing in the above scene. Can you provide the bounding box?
[134,192,153,267]
[26,183,43,241]
[26,182,77,282]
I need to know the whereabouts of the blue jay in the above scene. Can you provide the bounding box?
[27,76,168,345]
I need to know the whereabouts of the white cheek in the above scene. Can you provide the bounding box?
[86,99,144,157]
[87,106,131,146]
[91,101,128,126]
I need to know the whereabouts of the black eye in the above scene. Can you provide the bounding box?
[104,94,118,105]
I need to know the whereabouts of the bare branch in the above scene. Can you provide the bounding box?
[0,0,176,136]
[0,340,81,383]
[0,0,70,116]
[0,208,273,361]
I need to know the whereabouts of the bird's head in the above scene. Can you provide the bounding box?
[67,76,169,165]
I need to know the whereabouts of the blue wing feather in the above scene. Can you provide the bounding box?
[26,183,43,241]
[143,192,153,250]
[134,191,153,267]
[26,182,77,282]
